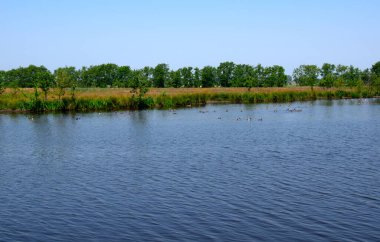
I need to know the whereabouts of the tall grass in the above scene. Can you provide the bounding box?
[0,87,378,113]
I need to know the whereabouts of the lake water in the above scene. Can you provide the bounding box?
[1,99,380,241]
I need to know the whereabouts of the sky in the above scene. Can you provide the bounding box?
[0,0,379,73]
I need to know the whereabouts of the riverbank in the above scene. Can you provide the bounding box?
[0,87,378,113]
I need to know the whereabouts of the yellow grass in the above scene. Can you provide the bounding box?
[2,86,345,100]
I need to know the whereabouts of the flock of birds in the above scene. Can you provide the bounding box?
[25,98,375,123]
[168,103,305,122]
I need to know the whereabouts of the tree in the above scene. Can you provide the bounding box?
[153,64,170,88]
[54,66,78,100]
[130,70,151,109]
[193,68,202,87]
[141,66,154,87]
[369,62,380,94]
[361,68,372,85]
[231,64,253,87]
[320,63,336,79]
[4,65,53,88]
[179,67,194,87]
[170,70,182,88]
[255,64,266,87]
[217,62,235,87]
[293,65,320,89]
[201,66,217,87]
[115,66,133,87]
[371,61,380,77]
[80,64,119,87]
[0,71,5,94]
[264,65,287,87]
[319,63,336,88]
[344,66,362,88]
[37,68,55,100]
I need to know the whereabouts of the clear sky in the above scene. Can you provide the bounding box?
[1,0,379,73]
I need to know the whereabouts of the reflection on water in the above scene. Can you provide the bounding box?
[0,99,380,241]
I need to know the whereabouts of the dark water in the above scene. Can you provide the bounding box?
[1,99,380,241]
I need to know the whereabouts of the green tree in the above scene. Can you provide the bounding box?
[201,66,217,87]
[54,66,78,99]
[170,70,182,88]
[320,63,336,78]
[0,71,5,94]
[142,66,154,87]
[80,64,119,87]
[231,64,254,87]
[344,66,362,88]
[193,67,202,87]
[371,61,380,77]
[293,65,320,89]
[255,64,266,87]
[37,69,55,100]
[319,63,336,88]
[5,65,53,88]
[153,64,170,88]
[130,70,151,108]
[179,67,194,87]
[264,65,287,87]
[369,62,380,94]
[361,68,372,85]
[217,62,235,87]
[115,66,133,87]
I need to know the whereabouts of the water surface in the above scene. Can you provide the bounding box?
[1,99,380,241]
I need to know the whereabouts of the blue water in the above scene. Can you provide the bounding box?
[1,99,380,241]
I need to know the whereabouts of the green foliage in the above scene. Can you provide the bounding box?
[293,65,319,89]
[4,65,53,88]
[217,62,235,87]
[170,70,182,88]
[54,66,78,99]
[193,68,202,87]
[115,65,133,87]
[80,64,119,87]
[201,66,217,87]
[179,67,194,87]
[129,70,151,109]
[371,61,380,77]
[264,65,287,87]
[153,63,170,88]
[37,69,55,100]
[0,71,5,94]
[319,63,336,88]
[1,61,379,90]
[370,76,380,94]
[231,64,254,87]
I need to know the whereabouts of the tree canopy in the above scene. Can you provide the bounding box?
[1,61,379,90]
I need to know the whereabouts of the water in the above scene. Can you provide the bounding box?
[1,99,380,241]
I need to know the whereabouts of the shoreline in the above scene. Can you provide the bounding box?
[0,87,379,114]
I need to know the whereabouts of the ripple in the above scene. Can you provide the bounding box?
[1,100,380,241]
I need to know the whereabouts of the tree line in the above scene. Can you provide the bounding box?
[0,61,379,92]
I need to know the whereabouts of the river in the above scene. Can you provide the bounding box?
[1,99,380,241]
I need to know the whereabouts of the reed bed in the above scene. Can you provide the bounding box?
[0,87,376,113]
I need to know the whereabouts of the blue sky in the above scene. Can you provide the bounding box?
[1,0,379,73]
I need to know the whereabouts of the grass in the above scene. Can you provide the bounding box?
[0,86,378,113]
